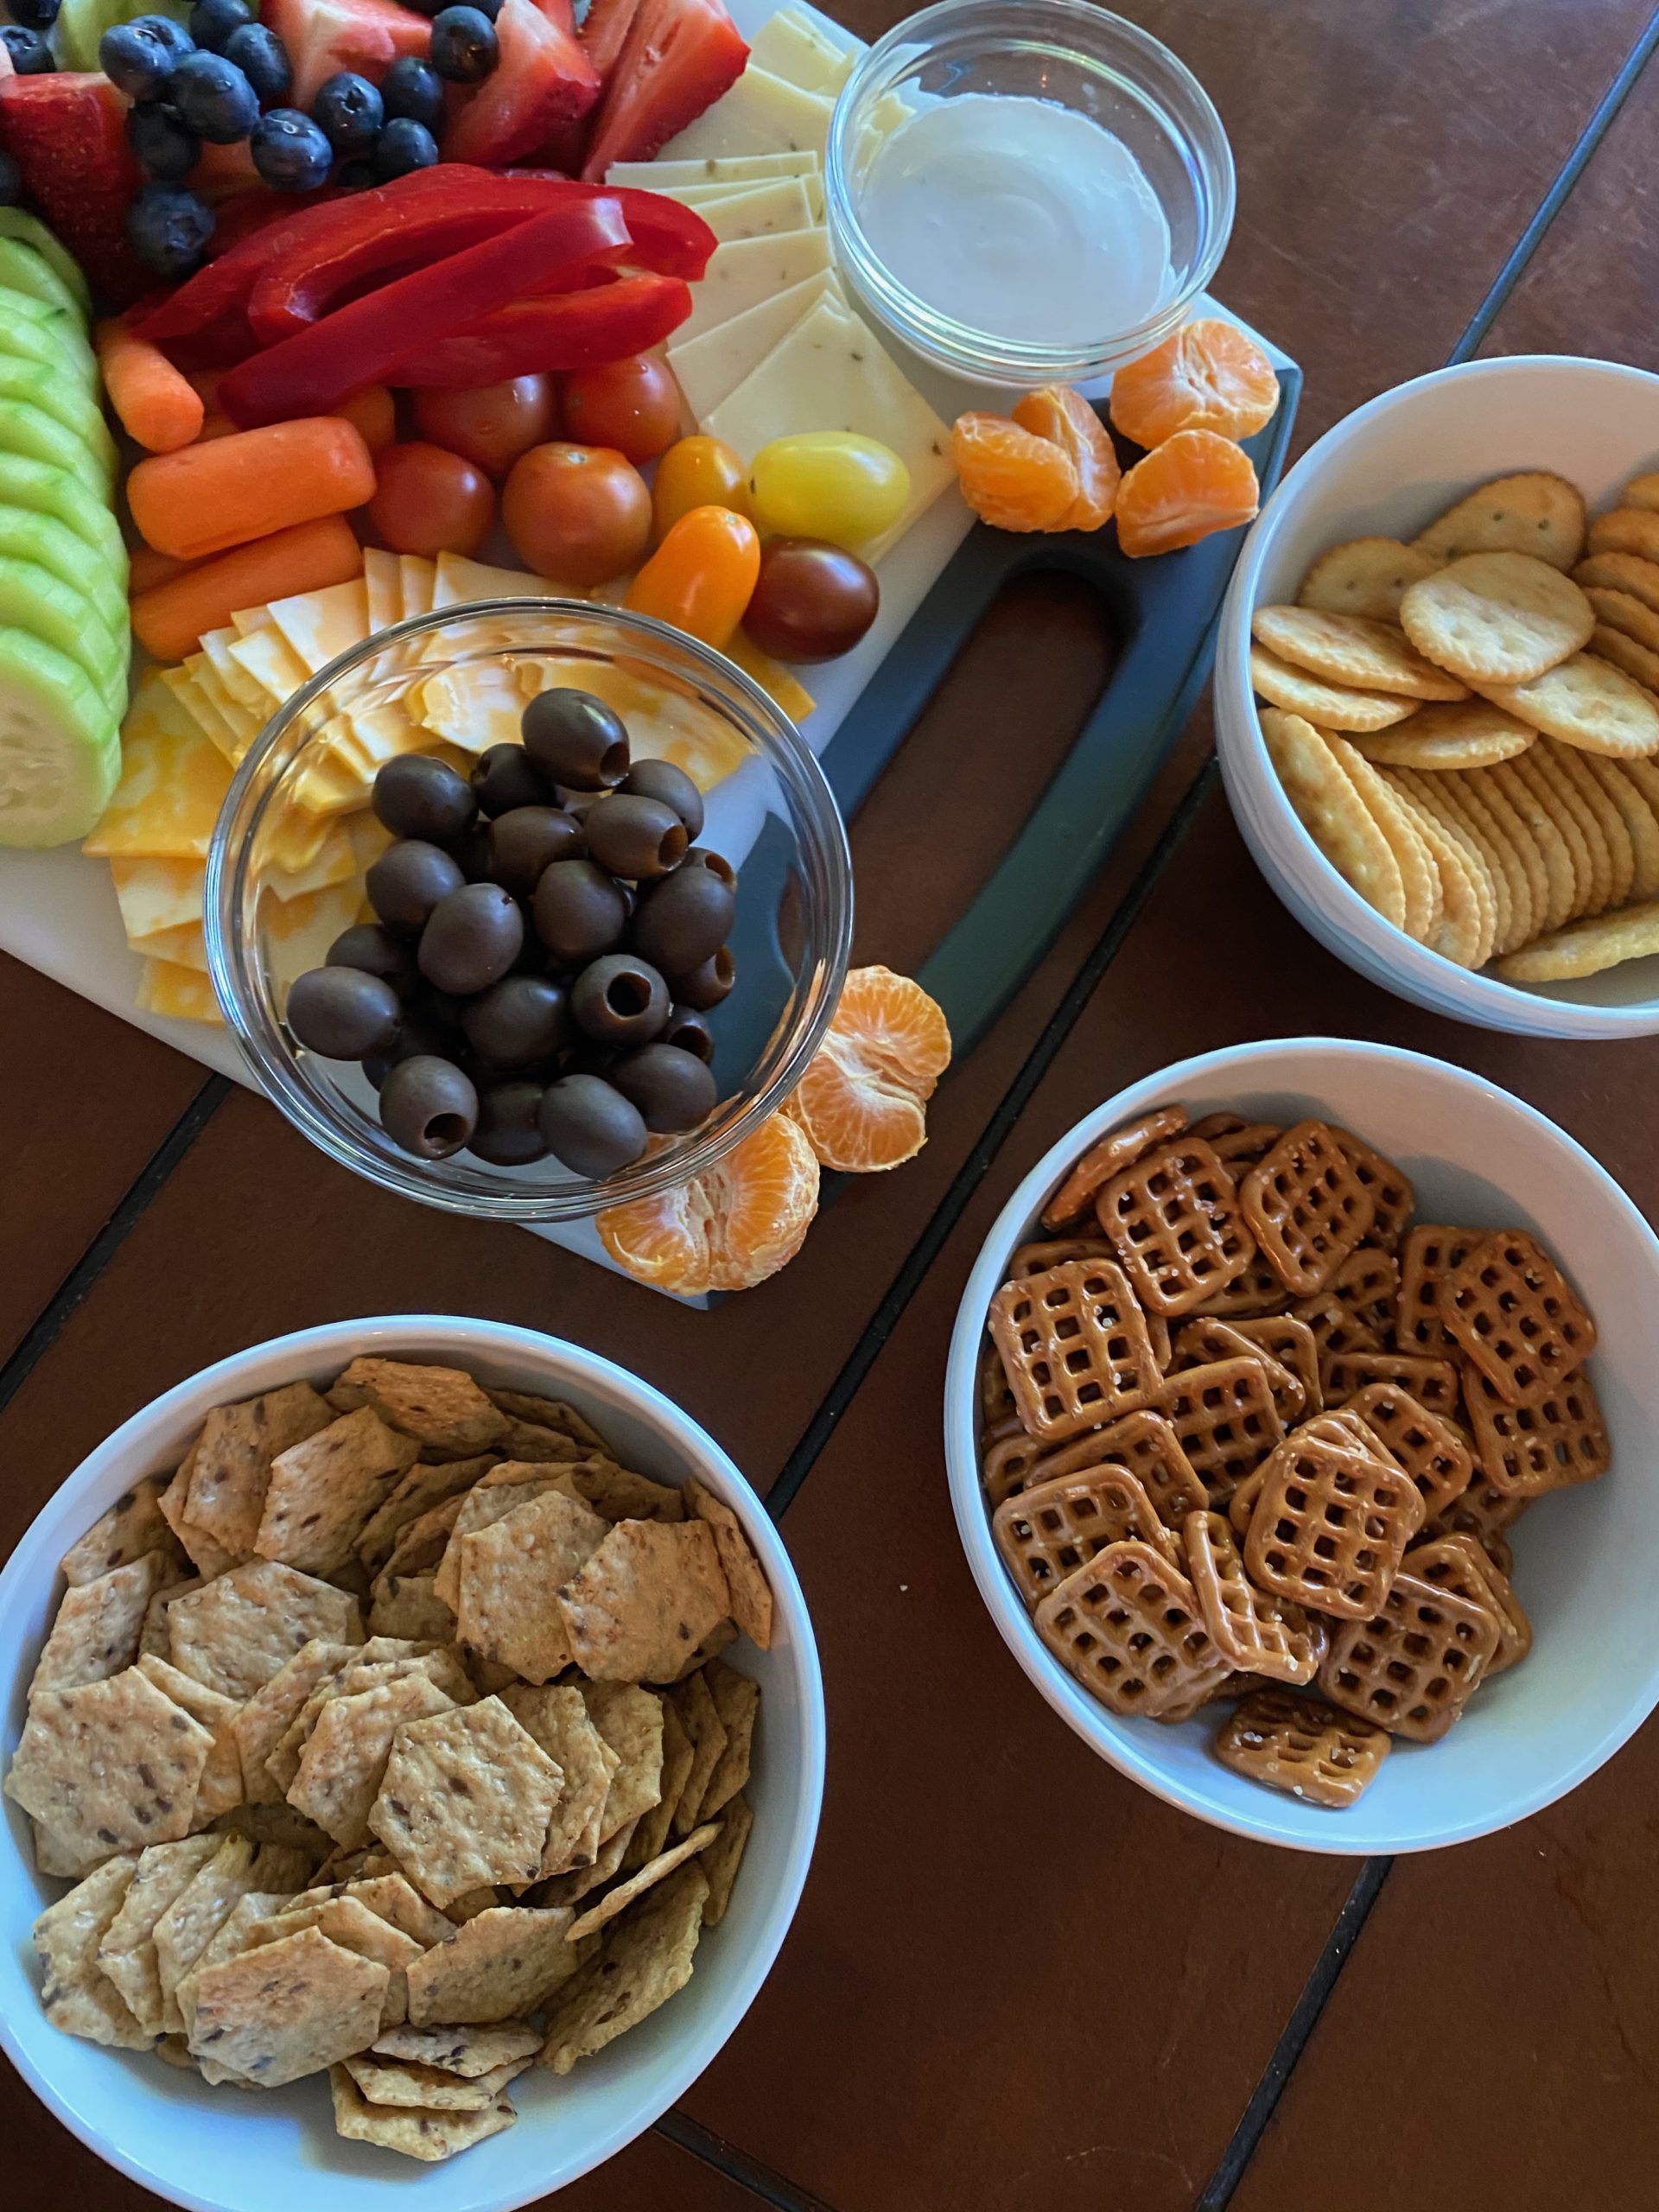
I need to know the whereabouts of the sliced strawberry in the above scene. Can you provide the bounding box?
[260,0,432,110]
[579,0,642,81]
[0,71,143,306]
[442,0,600,168]
[528,0,577,29]
[579,0,747,182]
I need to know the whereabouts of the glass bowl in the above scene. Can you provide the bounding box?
[205,601,853,1221]
[825,0,1235,388]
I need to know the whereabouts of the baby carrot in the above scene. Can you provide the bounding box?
[127,416,376,561]
[127,542,195,594]
[95,317,205,454]
[130,514,363,659]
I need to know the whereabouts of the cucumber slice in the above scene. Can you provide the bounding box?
[0,556,128,715]
[0,505,126,638]
[0,397,111,497]
[0,298,99,399]
[0,359,115,478]
[0,623,119,849]
[0,211,91,321]
[0,238,86,324]
[0,452,125,575]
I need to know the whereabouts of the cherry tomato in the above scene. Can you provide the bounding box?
[367,442,496,559]
[748,432,911,549]
[743,537,880,664]
[626,505,760,651]
[652,434,750,544]
[336,384,397,454]
[502,442,653,588]
[412,377,559,478]
[562,353,683,464]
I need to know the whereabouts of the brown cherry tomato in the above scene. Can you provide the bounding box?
[367,441,496,559]
[742,537,880,663]
[501,441,653,588]
[561,353,683,464]
[412,377,559,478]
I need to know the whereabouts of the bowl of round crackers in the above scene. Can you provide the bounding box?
[1215,354,1659,1035]
[0,1316,823,2212]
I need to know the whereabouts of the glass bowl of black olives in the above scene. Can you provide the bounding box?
[205,600,853,1220]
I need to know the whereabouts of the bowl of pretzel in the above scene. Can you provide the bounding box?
[1215,353,1659,1037]
[944,1038,1659,1853]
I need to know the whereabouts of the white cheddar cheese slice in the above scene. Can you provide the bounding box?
[607,150,819,186]
[680,226,830,342]
[85,671,232,860]
[110,855,206,942]
[691,177,815,245]
[363,547,401,634]
[659,65,835,162]
[137,955,222,1024]
[664,174,825,222]
[751,9,858,96]
[706,294,955,544]
[669,271,836,423]
[268,576,369,677]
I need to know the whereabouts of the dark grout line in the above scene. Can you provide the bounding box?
[654,2109,842,2211]
[1192,1857,1393,2211]
[1446,2,1659,364]
[0,1076,230,1423]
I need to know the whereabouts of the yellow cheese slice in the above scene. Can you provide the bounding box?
[267,577,369,677]
[229,603,275,639]
[727,629,816,725]
[751,8,858,96]
[659,64,834,161]
[421,550,585,660]
[200,626,268,714]
[678,225,830,343]
[668,271,835,424]
[160,664,240,766]
[227,626,310,712]
[137,955,222,1023]
[130,918,208,972]
[193,664,263,760]
[267,789,354,866]
[85,671,232,858]
[399,555,436,621]
[290,746,371,818]
[342,698,431,769]
[607,150,819,186]
[363,547,402,635]
[264,879,361,994]
[110,855,206,942]
[265,819,355,900]
[412,664,524,751]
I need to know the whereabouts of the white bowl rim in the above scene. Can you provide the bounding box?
[1215,353,1659,1040]
[0,1315,826,2212]
[943,1036,1659,1855]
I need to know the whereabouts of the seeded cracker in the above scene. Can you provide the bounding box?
[581,1681,665,1841]
[152,1834,264,2026]
[185,1382,334,1555]
[139,1571,201,1659]
[499,1683,618,1878]
[59,1476,183,1586]
[551,1461,687,1523]
[405,1904,587,2024]
[5,1668,214,1863]
[626,1694,693,1871]
[330,2067,517,2160]
[683,1477,774,1649]
[369,1573,457,1643]
[699,1792,753,1927]
[328,1357,510,1459]
[432,1466,562,1611]
[242,1895,422,2024]
[537,1816,638,1907]
[135,1653,245,1822]
[670,1669,728,1840]
[253,1407,420,1576]
[696,1661,759,1821]
[541,1860,709,2075]
[568,1821,721,1943]
[166,1560,363,1702]
[344,2050,531,2108]
[484,1389,610,1453]
[30,1855,151,2049]
[372,2019,543,2074]
[95,1833,223,2031]
[369,1697,562,1904]
[189,1923,388,2085]
[455,1486,610,1681]
[157,1449,241,1579]
[289,1671,459,1847]
[232,1638,360,1803]
[557,1518,732,1682]
[355,1454,499,1573]
[29,1549,173,1699]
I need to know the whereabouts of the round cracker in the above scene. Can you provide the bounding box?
[1297,537,1443,621]
[1590,624,1659,696]
[1459,766,1547,944]
[1546,740,1636,909]
[1574,551,1659,617]
[1512,747,1599,917]
[1259,707,1408,925]
[1583,586,1659,658]
[1249,644,1419,733]
[1623,473,1659,515]
[1524,741,1613,914]
[1446,766,1534,950]
[1479,650,1659,759]
[1348,699,1534,771]
[1400,552,1594,685]
[1585,754,1659,899]
[1329,737,1442,940]
[1587,507,1659,563]
[1388,779,1491,967]
[1251,606,1467,701]
[1488,760,1578,931]
[1392,769,1497,965]
[1495,901,1659,983]
[1406,766,1517,953]
[1411,472,1586,571]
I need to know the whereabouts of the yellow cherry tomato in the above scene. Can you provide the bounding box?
[652,434,751,544]
[747,431,911,548]
[626,505,761,651]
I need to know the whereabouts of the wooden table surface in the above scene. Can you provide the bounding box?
[6,4,1659,2207]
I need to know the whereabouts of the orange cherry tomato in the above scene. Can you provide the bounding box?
[652,434,750,544]
[626,504,761,651]
[367,441,495,558]
[562,353,683,463]
[502,441,653,588]
[412,377,559,478]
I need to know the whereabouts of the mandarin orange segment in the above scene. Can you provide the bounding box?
[1115,429,1261,560]
[1109,318,1281,448]
[1011,385,1120,531]
[596,1112,820,1296]
[784,964,952,1173]
[951,411,1079,533]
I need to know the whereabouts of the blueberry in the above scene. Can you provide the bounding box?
[188,0,252,51]
[378,54,444,128]
[10,0,60,29]
[372,115,439,181]
[1,24,55,72]
[311,69,383,156]
[429,6,497,82]
[223,22,291,105]
[335,157,378,188]
[397,0,450,16]
[126,99,200,181]
[169,51,260,142]
[0,150,21,205]
[132,12,196,62]
[99,21,171,97]
[127,181,214,276]
[249,106,334,190]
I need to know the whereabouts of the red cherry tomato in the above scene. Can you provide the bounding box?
[367,442,496,559]
[561,353,683,464]
[411,377,560,478]
[502,442,653,588]
[743,537,880,663]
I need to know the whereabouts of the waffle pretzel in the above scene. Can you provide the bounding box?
[1095,1139,1259,1317]
[1437,1229,1598,1408]
[1241,1121,1377,1295]
[1229,1464,1268,1538]
[1343,1379,1474,1519]
[981,1427,1052,1508]
[1245,1432,1425,1619]
[1225,1315,1323,1418]
[1463,1363,1611,1497]
[1403,1532,1532,1673]
[1185,1512,1325,1683]
[1033,1540,1233,1718]
[1039,1104,1188,1230]
[1192,1255,1288,1319]
[1082,1408,1209,1529]
[1323,1349,1461,1417]
[1158,1357,1285,1508]
[1191,1114,1285,1166]
[979,1338,1017,1427]
[1009,1236,1113,1281]
[993,1465,1173,1606]
[1425,1474,1528,1559]
[1396,1224,1478,1355]
[988,1259,1160,1442]
[1319,1569,1500,1740]
[1331,1127,1415,1249]
[1291,1287,1383,1383]
[1325,1246,1400,1344]
[1213,1688,1391,1807]
[1300,1409,1403,1468]
[1171,1319,1307,1425]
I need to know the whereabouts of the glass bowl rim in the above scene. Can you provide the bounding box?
[204,596,855,1223]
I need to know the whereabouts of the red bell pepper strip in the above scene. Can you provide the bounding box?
[385,271,692,385]
[506,175,715,279]
[220,194,632,426]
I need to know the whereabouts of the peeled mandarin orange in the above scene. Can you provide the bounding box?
[951,411,1079,532]
[1115,429,1261,559]
[597,1111,820,1295]
[784,964,953,1173]
[1011,385,1120,531]
[1109,318,1280,448]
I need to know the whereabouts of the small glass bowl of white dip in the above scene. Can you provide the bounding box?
[826,0,1235,389]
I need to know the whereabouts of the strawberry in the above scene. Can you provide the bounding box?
[259,0,432,110]
[578,0,642,81]
[579,0,747,182]
[0,72,144,306]
[442,0,600,168]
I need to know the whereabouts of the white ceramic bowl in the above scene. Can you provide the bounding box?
[944,1039,1659,1853]
[0,1318,824,2212]
[1214,354,1659,1038]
